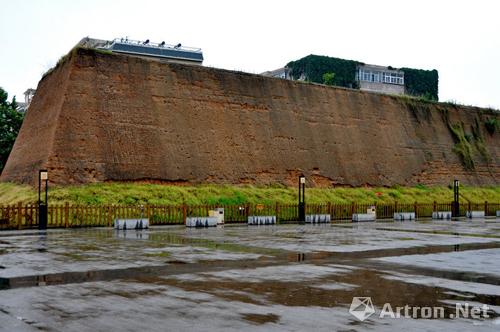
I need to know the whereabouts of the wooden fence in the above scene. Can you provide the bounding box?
[0,201,498,230]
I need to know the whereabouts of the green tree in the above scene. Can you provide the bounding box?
[322,72,336,86]
[0,87,24,173]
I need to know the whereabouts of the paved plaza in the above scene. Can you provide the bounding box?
[1,219,500,331]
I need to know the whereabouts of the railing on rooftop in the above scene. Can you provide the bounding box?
[109,38,202,53]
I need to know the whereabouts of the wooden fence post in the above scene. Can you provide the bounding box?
[433,201,437,212]
[275,202,279,223]
[108,205,113,227]
[65,202,69,228]
[17,202,23,230]
[484,201,488,216]
[182,204,187,225]
[414,201,418,217]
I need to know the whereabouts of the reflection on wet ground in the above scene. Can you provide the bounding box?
[1,219,500,331]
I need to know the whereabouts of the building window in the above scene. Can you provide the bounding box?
[381,72,404,85]
[358,68,404,85]
[363,71,370,81]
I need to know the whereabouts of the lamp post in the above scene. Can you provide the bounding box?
[298,175,306,223]
[38,170,48,230]
[452,179,459,219]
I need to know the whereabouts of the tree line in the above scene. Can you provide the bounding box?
[0,87,24,173]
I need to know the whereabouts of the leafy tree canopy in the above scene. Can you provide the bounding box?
[322,72,336,86]
[0,87,24,173]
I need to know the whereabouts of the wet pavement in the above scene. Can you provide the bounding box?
[1,219,500,331]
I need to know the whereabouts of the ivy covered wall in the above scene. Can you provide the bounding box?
[285,54,439,100]
[400,67,439,101]
[286,55,361,88]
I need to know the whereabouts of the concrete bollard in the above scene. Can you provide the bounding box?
[186,216,218,227]
[305,214,331,224]
[248,216,276,225]
[432,211,452,220]
[352,213,376,222]
[114,218,149,230]
[466,211,485,219]
[394,212,415,221]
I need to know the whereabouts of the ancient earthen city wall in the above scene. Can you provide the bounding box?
[1,48,499,186]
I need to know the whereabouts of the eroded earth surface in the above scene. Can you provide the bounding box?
[1,219,500,331]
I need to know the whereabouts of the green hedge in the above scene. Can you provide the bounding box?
[286,54,361,88]
[400,67,439,101]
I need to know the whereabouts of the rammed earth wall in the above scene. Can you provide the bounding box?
[1,48,499,186]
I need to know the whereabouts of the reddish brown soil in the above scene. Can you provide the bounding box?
[1,48,498,186]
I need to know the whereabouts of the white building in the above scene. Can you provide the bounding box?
[16,88,36,113]
[260,67,291,80]
[261,63,406,95]
[355,64,405,95]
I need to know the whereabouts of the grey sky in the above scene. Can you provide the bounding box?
[1,0,499,108]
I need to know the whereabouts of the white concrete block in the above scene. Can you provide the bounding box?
[394,212,415,221]
[432,211,452,220]
[114,218,149,230]
[248,216,276,225]
[186,217,218,227]
[466,211,485,219]
[305,214,331,223]
[497,210,500,218]
[352,213,376,222]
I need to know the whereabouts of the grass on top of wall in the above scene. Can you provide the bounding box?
[0,182,499,206]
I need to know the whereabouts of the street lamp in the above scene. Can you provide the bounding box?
[38,170,48,230]
[298,175,306,223]
[452,179,459,219]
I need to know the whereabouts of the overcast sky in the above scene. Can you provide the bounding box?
[1,0,499,108]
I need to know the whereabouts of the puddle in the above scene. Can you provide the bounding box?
[241,313,280,325]
[311,282,357,291]
[202,264,352,283]
[1,222,500,331]
[375,227,500,239]
[147,267,500,320]
[2,236,500,291]
[369,248,500,285]
[0,257,281,290]
[288,241,500,262]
